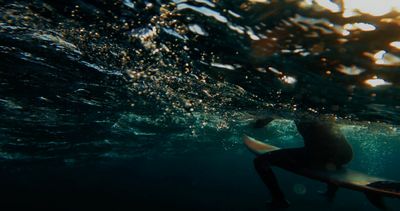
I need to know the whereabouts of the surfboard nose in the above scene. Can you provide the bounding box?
[243,134,279,155]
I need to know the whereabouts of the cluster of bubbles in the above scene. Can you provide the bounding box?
[1,0,400,161]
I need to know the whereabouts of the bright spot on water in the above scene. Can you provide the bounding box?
[194,0,216,8]
[280,75,297,84]
[343,0,400,17]
[302,0,400,17]
[336,65,365,75]
[343,23,376,31]
[374,50,387,60]
[365,76,392,87]
[246,27,260,40]
[364,50,400,66]
[289,14,355,37]
[173,0,215,7]
[176,3,228,23]
[248,0,271,4]
[228,10,241,18]
[390,41,400,49]
[315,0,341,12]
[293,184,307,195]
[123,0,135,9]
[188,24,208,36]
[341,30,350,36]
[211,63,235,70]
[162,27,188,40]
[227,23,245,34]
[268,66,282,75]
[130,27,157,40]
[375,53,400,66]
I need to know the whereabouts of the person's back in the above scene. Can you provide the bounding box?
[295,119,353,168]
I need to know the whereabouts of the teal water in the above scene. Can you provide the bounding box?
[0,0,400,210]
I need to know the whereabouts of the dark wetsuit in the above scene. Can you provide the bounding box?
[253,119,353,203]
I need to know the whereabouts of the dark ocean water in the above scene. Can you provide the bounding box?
[0,0,400,210]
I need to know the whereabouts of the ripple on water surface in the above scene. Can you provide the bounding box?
[0,0,399,161]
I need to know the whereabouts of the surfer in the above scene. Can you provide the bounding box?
[252,115,353,209]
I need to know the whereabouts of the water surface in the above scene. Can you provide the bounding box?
[0,0,400,210]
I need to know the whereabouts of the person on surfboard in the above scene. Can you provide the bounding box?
[252,115,353,209]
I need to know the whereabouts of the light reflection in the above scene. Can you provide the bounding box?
[123,0,135,9]
[211,63,235,70]
[268,66,282,75]
[341,30,350,36]
[228,10,241,18]
[195,0,215,8]
[248,0,270,3]
[173,0,215,7]
[300,0,313,7]
[374,50,387,60]
[227,23,245,34]
[290,14,359,37]
[343,23,376,31]
[266,67,296,84]
[280,75,297,84]
[246,27,260,40]
[343,0,400,17]
[376,53,400,66]
[301,0,400,17]
[188,24,208,36]
[390,41,400,49]
[176,3,228,23]
[315,0,340,12]
[337,65,365,75]
[365,77,392,87]
[364,50,400,66]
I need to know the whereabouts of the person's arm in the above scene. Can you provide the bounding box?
[253,117,275,128]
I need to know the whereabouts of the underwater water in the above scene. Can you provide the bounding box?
[0,0,400,210]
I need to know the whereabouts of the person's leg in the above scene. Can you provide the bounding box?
[253,155,285,201]
[253,148,305,207]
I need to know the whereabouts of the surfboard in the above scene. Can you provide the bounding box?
[243,135,400,209]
